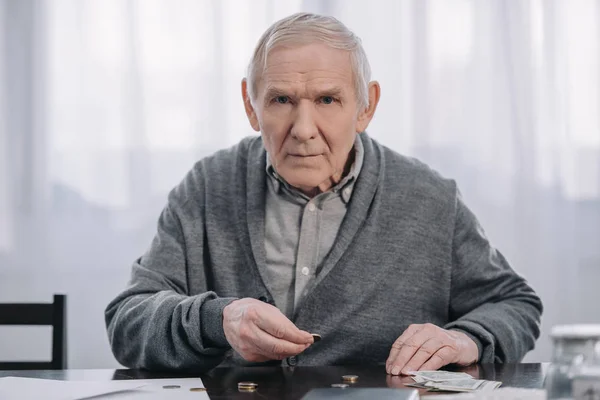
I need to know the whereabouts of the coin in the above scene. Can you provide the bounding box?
[331,383,349,388]
[238,387,257,392]
[238,382,258,389]
[162,385,181,389]
[342,375,359,383]
[312,333,321,342]
[189,387,207,392]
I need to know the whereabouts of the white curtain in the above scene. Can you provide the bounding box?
[1,0,599,368]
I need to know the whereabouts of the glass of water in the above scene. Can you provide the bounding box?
[545,325,600,399]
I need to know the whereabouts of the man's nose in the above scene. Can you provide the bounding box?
[290,102,318,141]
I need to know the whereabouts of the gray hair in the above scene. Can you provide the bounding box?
[246,12,371,109]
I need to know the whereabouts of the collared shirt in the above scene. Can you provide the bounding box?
[262,136,364,318]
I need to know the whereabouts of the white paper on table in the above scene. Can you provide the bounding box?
[0,377,208,400]
[0,377,145,400]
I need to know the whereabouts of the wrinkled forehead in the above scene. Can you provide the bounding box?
[258,43,355,95]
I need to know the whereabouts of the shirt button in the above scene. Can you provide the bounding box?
[301,267,310,276]
[307,203,316,212]
[288,356,298,366]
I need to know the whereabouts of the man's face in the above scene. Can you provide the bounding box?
[243,43,375,194]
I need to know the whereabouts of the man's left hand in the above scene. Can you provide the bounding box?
[386,323,478,376]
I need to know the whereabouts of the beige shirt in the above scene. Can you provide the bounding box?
[262,136,364,318]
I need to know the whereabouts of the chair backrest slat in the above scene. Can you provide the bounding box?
[51,294,67,370]
[0,294,67,370]
[0,304,54,325]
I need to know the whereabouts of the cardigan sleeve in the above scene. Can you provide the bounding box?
[105,167,237,371]
[443,189,543,363]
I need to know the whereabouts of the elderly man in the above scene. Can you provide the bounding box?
[105,13,542,375]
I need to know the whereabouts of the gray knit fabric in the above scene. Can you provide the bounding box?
[105,133,543,371]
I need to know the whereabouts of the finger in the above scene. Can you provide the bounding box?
[419,346,455,371]
[254,308,313,344]
[388,329,433,375]
[251,324,310,360]
[400,337,445,374]
[386,324,422,373]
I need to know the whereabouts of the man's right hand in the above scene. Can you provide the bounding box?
[223,298,314,362]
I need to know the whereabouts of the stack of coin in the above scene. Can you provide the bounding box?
[342,375,359,383]
[238,381,258,392]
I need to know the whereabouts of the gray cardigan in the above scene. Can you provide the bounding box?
[105,133,542,371]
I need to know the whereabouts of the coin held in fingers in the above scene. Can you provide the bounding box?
[238,382,258,392]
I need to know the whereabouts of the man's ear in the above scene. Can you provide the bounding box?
[242,79,260,132]
[356,81,381,133]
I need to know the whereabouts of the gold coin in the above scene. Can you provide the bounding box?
[342,375,359,383]
[238,382,258,393]
[311,333,321,342]
[189,387,207,392]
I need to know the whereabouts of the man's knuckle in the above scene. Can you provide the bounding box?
[273,326,286,339]
[424,323,437,331]
[419,347,435,357]
[246,307,260,322]
[271,343,284,355]
[434,350,452,363]
[449,342,460,352]
[238,326,251,339]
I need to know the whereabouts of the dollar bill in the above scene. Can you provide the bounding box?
[406,371,502,393]
[409,371,474,382]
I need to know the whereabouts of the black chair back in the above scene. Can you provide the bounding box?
[0,294,67,370]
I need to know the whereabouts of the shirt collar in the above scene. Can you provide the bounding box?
[265,135,364,204]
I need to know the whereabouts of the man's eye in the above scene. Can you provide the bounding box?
[275,96,289,104]
[321,96,335,104]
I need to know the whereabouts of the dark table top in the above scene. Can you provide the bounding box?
[0,363,547,399]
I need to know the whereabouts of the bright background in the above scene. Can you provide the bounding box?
[1,0,599,368]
